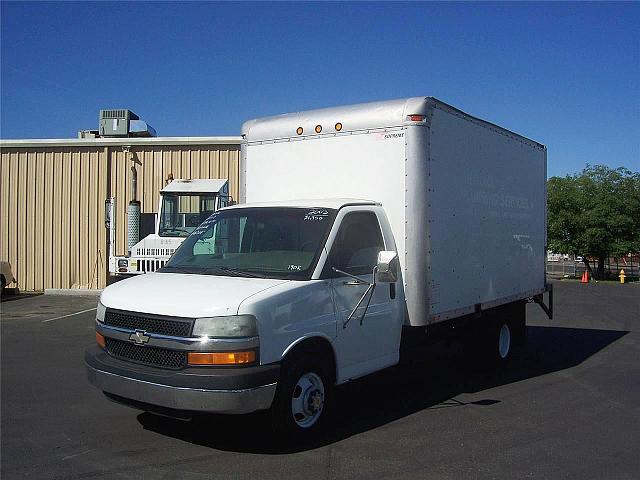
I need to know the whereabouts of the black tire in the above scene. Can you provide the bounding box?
[0,275,6,296]
[270,352,332,440]
[464,318,513,367]
[491,320,513,364]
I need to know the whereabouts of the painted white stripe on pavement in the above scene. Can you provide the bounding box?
[42,307,97,323]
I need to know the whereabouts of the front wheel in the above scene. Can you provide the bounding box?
[270,354,331,439]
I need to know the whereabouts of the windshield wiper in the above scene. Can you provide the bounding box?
[205,267,266,278]
[158,265,190,273]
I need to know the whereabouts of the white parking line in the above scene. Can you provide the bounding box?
[42,307,97,323]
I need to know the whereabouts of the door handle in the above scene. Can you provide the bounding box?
[343,280,366,286]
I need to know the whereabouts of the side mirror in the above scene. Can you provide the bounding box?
[376,251,399,283]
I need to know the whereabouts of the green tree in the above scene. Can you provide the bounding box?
[547,165,640,279]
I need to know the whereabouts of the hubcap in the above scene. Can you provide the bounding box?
[498,323,511,359]
[291,372,325,428]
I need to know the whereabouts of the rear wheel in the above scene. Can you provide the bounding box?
[496,321,512,362]
[464,318,514,367]
[0,276,6,296]
[270,352,331,439]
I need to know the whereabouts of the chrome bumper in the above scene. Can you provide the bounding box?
[87,364,277,414]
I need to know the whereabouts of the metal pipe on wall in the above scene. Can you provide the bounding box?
[124,146,140,255]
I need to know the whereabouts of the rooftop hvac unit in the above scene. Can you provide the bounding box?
[99,109,140,137]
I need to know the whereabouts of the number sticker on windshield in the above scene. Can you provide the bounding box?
[304,209,329,221]
[288,264,303,271]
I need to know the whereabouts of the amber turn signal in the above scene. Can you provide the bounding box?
[96,331,106,349]
[188,351,256,366]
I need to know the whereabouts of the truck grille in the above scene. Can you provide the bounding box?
[105,338,186,370]
[104,310,192,337]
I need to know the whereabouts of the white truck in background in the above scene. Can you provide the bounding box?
[108,179,229,275]
[87,97,552,438]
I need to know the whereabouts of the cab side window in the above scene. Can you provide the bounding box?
[328,212,384,276]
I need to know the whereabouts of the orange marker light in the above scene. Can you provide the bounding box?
[96,331,106,349]
[188,351,256,366]
[296,127,304,135]
[315,125,322,133]
[408,114,425,122]
[335,122,343,131]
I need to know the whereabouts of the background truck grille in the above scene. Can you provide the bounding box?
[104,310,192,337]
[105,338,186,370]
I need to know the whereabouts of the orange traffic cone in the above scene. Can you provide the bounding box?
[581,271,589,283]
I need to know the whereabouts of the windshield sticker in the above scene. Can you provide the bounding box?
[304,209,329,221]
[288,264,303,271]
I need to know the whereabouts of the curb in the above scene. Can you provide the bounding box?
[44,289,102,296]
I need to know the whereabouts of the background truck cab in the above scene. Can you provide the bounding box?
[108,179,229,275]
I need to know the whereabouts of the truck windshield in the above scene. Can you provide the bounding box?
[162,207,337,280]
[158,194,217,237]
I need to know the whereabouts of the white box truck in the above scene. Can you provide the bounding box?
[86,97,552,437]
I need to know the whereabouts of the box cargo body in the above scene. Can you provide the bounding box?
[241,97,547,327]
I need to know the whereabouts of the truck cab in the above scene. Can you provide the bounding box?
[110,179,229,275]
[88,199,404,434]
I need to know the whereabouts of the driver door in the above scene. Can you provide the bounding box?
[328,210,401,381]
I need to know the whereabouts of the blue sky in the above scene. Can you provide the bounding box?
[1,1,638,177]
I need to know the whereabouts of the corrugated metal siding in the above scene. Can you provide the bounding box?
[1,147,107,291]
[109,145,240,256]
[1,143,240,291]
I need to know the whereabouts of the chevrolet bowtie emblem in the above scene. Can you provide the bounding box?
[129,330,150,345]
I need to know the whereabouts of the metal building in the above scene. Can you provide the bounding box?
[0,136,242,291]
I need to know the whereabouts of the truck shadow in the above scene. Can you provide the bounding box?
[137,325,627,453]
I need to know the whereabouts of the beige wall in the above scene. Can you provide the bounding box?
[109,145,240,257]
[1,141,240,291]
[1,147,108,291]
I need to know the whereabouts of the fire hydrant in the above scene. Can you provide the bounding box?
[619,269,626,284]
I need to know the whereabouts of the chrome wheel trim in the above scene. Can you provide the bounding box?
[291,372,325,428]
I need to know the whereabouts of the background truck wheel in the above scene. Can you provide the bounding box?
[270,353,331,439]
[0,275,6,295]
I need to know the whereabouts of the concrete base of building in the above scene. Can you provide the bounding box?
[44,289,102,296]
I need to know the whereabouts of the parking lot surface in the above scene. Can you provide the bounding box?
[1,281,639,479]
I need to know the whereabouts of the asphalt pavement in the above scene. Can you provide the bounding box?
[1,281,639,479]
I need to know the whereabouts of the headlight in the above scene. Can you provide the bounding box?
[117,259,128,268]
[192,315,258,338]
[96,301,106,323]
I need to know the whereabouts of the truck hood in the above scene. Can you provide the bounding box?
[100,272,289,318]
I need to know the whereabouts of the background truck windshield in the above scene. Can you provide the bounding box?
[158,194,217,237]
[162,207,337,279]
